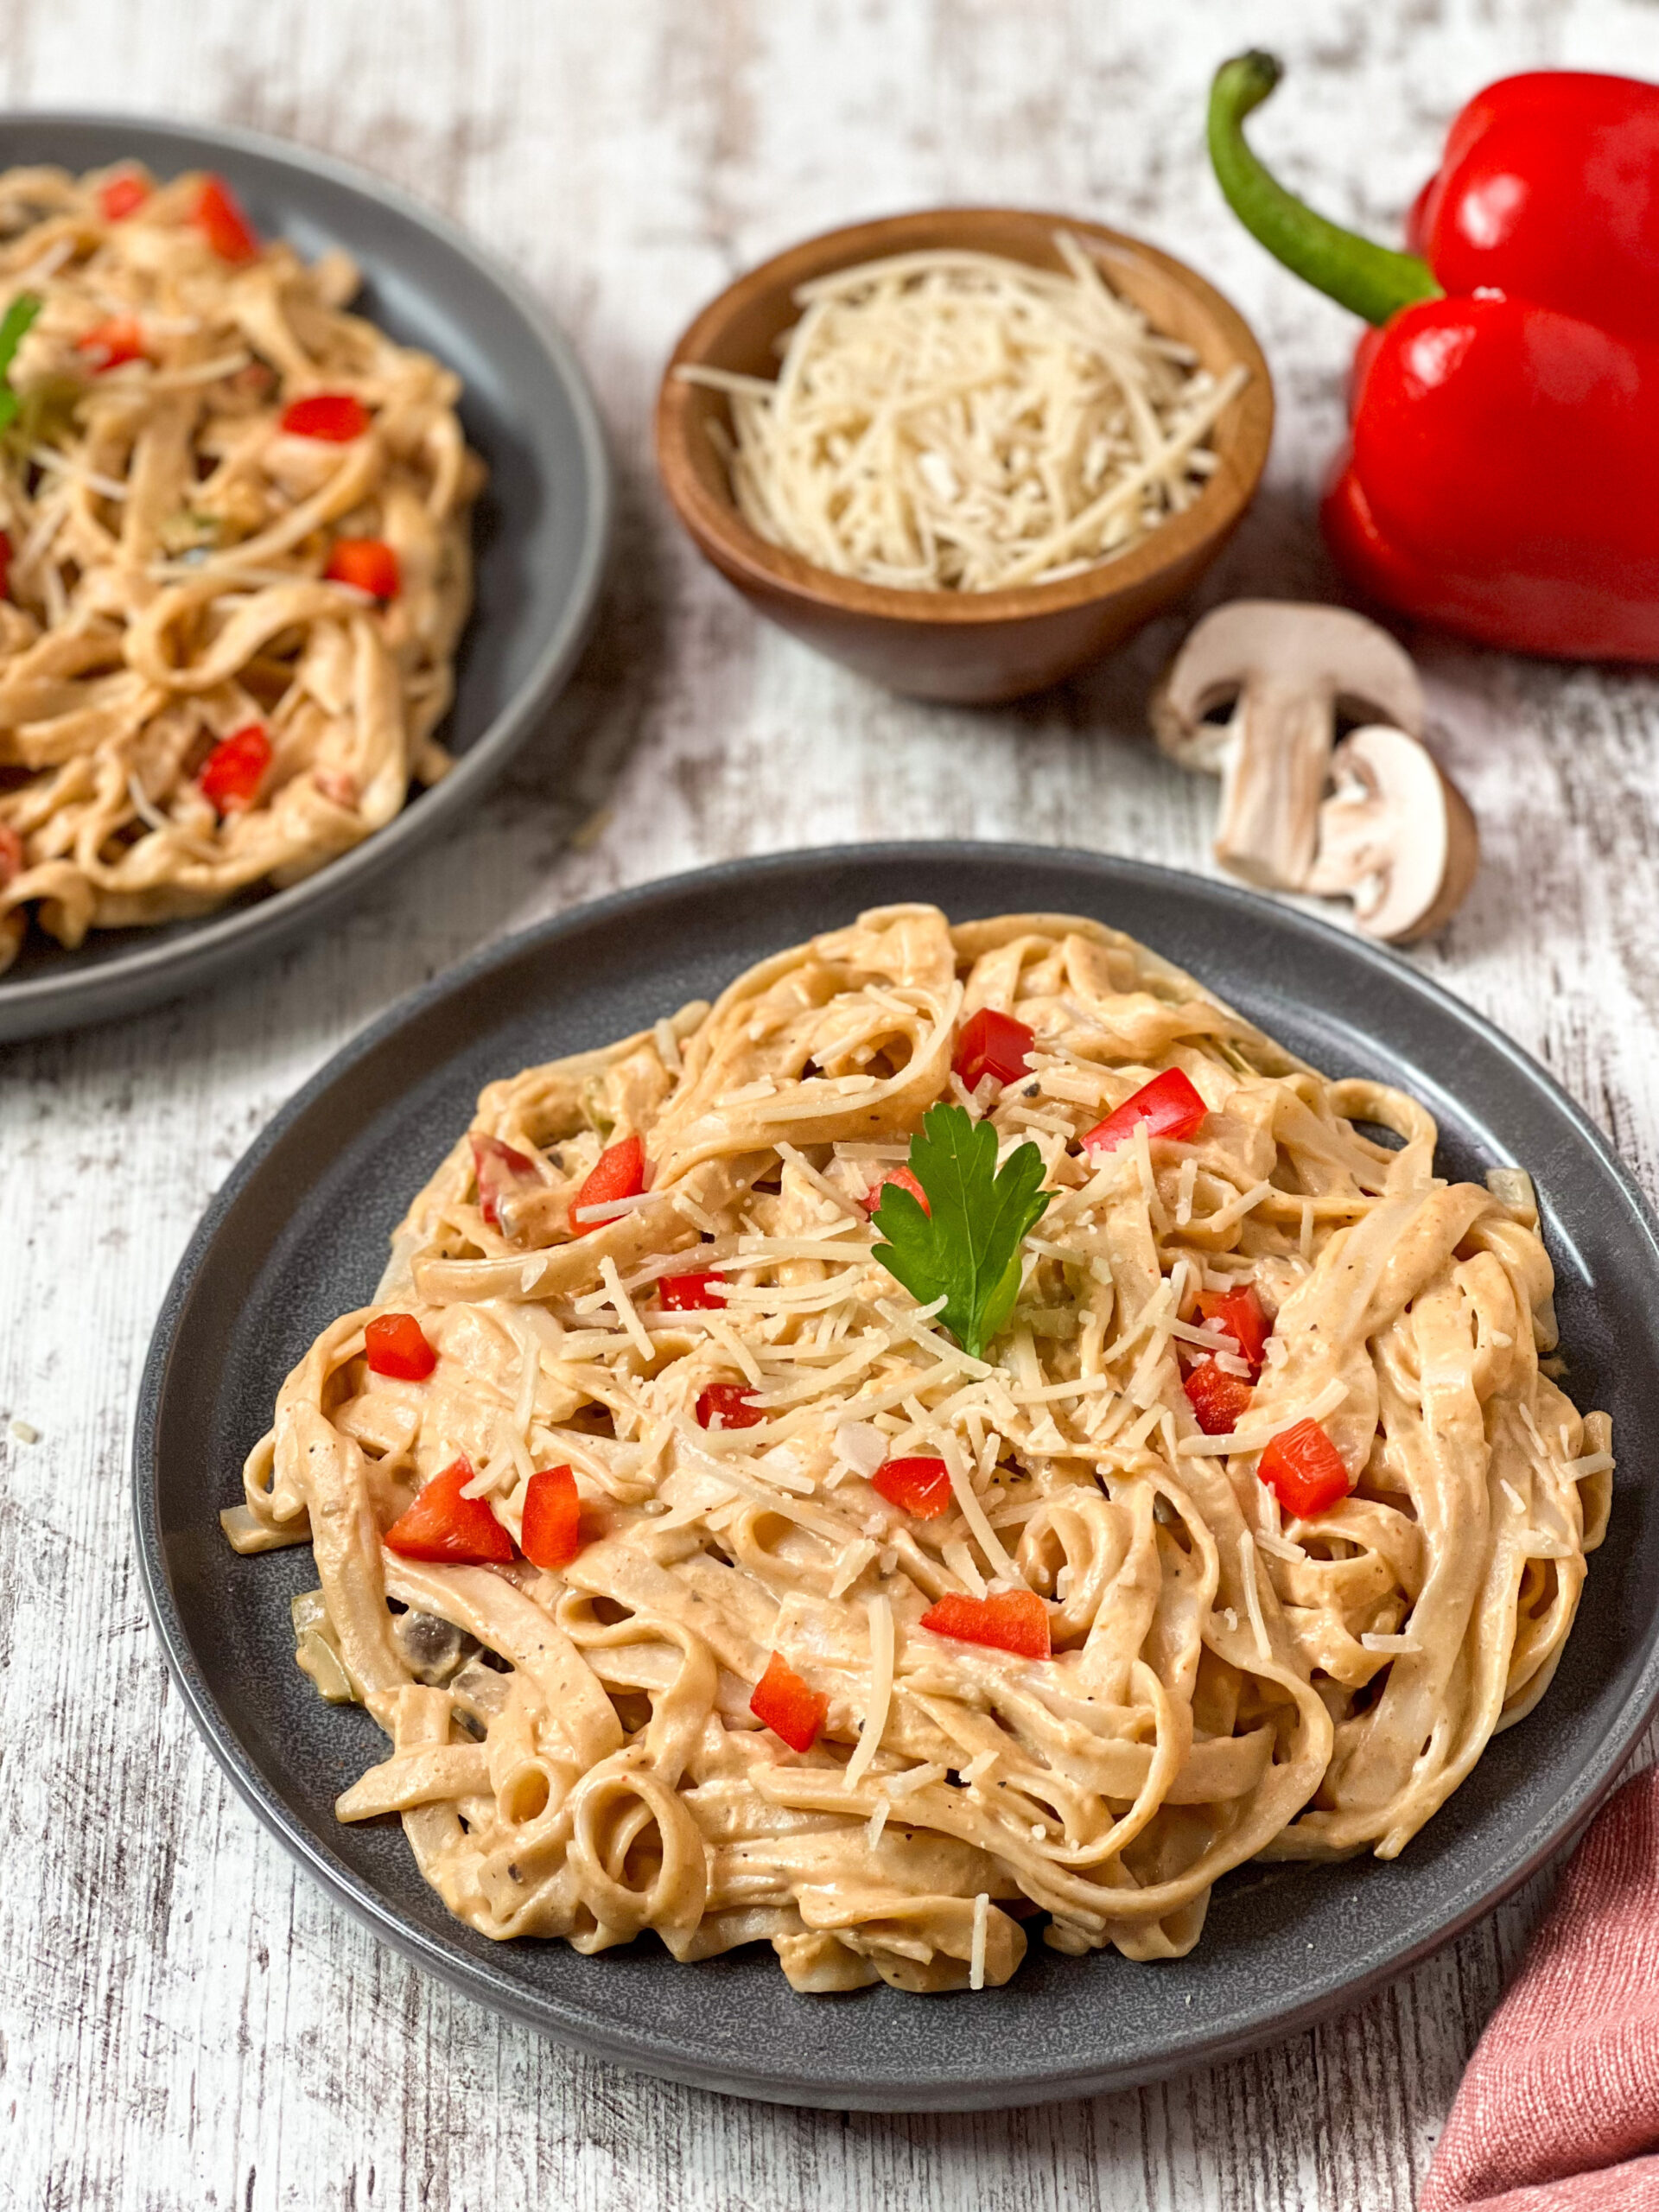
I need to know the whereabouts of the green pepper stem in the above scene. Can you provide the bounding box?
[1207,51,1442,327]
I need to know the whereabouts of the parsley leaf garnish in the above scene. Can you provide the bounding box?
[872,1102,1052,1361]
[0,292,42,432]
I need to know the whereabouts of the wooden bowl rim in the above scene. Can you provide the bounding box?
[654,205,1274,631]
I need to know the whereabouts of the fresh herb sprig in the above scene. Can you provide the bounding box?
[872,1102,1051,1361]
[0,292,43,432]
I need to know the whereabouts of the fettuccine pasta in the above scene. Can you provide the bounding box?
[227,906,1611,1993]
[0,161,482,972]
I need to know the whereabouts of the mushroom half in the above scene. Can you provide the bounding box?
[1306,724,1479,944]
[1150,600,1424,890]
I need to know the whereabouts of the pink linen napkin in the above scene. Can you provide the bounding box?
[1421,1764,1659,2211]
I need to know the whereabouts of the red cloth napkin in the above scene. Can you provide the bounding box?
[1421,1763,1659,2211]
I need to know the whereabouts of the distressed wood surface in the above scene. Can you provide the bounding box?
[3,2,1656,2205]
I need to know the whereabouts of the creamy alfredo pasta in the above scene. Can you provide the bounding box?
[226,906,1611,1993]
[0,161,481,972]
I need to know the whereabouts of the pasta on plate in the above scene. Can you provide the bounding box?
[227,906,1612,1993]
[0,160,482,973]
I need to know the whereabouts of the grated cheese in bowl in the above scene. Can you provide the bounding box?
[677,233,1248,594]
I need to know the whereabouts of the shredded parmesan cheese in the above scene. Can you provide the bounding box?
[1175,1156,1197,1227]
[598,1258,654,1362]
[1237,1529,1272,1662]
[844,1594,894,1791]
[572,1188,668,1225]
[939,1430,1020,1582]
[970,1891,989,1991]
[680,238,1246,594]
[943,1540,988,1599]
[884,1762,946,1798]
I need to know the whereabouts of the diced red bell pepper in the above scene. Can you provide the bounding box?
[98,173,150,221]
[1197,1283,1272,1373]
[193,174,260,264]
[520,1465,583,1571]
[749,1651,828,1752]
[864,1163,930,1217]
[325,537,399,600]
[1183,1359,1255,1437]
[658,1269,726,1311]
[280,391,371,442]
[0,821,23,886]
[1257,1419,1351,1519]
[569,1134,646,1234]
[75,316,147,370]
[921,1589,1051,1661]
[696,1382,765,1431]
[384,1457,515,1564]
[872,1455,952,1519]
[364,1312,436,1382]
[954,1007,1035,1091]
[469,1130,538,1231]
[1082,1068,1208,1157]
[198,723,270,816]
[0,528,11,600]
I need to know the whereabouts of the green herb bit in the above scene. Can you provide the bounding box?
[0,292,43,433]
[872,1102,1052,1363]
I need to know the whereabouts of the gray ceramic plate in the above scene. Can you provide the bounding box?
[0,112,611,1043]
[134,845,1659,2110]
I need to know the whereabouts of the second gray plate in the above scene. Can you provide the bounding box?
[134,845,1659,2109]
[0,111,611,1042]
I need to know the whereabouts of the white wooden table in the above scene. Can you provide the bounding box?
[4,2,1656,2203]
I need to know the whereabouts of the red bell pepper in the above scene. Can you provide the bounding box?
[99,173,149,221]
[921,1589,1051,1661]
[1082,1068,1207,1157]
[658,1268,726,1310]
[75,317,146,371]
[954,1007,1034,1091]
[569,1134,646,1234]
[325,537,399,600]
[0,528,12,601]
[520,1465,583,1570]
[198,724,270,815]
[193,175,260,264]
[385,1458,515,1564]
[696,1382,765,1431]
[1211,53,1659,660]
[1257,1419,1351,1519]
[1197,1283,1271,1374]
[0,822,23,885]
[863,1163,930,1217]
[364,1312,436,1382]
[1183,1360,1254,1437]
[871,1455,952,1519]
[749,1652,827,1752]
[281,392,370,442]
[469,1131,538,1231]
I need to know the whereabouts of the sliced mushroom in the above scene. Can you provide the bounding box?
[1151,601,1424,889]
[391,1607,482,1687]
[1306,724,1479,944]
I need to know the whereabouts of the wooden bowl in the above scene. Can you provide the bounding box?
[655,207,1274,705]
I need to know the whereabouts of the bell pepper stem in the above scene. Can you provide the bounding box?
[1208,50,1442,327]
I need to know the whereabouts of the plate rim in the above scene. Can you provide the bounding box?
[0,105,613,1041]
[131,842,1659,2107]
